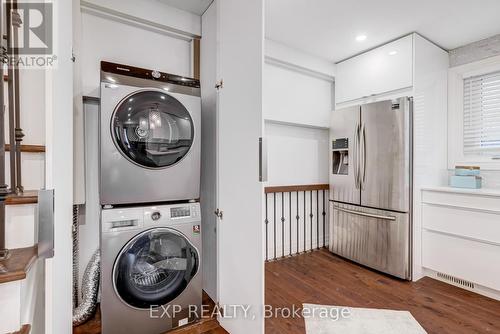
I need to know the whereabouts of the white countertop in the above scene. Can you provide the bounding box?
[421,186,500,197]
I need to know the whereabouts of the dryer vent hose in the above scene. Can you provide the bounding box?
[72,205,79,308]
[72,204,100,326]
[73,249,100,326]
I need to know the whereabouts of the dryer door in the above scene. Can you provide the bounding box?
[112,89,194,169]
[113,227,199,309]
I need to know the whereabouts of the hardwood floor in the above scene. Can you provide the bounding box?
[73,249,500,333]
[265,248,500,334]
[73,291,227,334]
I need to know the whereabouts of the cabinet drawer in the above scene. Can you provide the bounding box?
[422,204,500,244]
[422,230,500,291]
[336,35,413,104]
[422,190,500,213]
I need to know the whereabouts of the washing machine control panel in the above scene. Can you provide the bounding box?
[141,203,200,226]
[170,206,191,218]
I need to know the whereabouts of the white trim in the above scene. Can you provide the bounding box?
[448,54,500,170]
[264,118,330,130]
[422,226,500,247]
[80,0,199,42]
[335,86,413,110]
[264,56,334,82]
[421,185,500,198]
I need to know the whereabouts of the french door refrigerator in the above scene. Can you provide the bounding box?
[329,97,412,280]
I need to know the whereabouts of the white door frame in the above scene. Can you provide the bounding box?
[44,0,74,332]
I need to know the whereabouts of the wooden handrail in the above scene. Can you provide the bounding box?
[0,246,38,284]
[5,144,45,153]
[6,190,38,205]
[264,184,329,194]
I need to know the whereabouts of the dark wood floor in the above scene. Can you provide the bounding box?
[265,248,500,334]
[73,291,227,334]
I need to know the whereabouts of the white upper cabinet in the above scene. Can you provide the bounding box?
[336,35,414,105]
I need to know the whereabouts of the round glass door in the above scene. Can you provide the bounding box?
[113,228,199,309]
[112,90,194,169]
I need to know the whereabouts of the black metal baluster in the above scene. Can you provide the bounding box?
[273,193,276,260]
[316,190,319,250]
[281,192,285,258]
[289,191,292,256]
[303,191,306,252]
[296,191,299,255]
[310,191,313,251]
[322,190,326,248]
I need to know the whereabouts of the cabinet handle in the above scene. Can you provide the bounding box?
[259,137,267,182]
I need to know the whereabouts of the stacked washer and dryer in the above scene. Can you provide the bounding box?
[98,61,202,334]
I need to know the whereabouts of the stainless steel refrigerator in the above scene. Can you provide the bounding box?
[329,97,412,280]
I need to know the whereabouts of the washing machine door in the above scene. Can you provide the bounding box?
[113,227,199,309]
[111,89,194,169]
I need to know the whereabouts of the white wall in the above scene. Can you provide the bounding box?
[80,12,193,97]
[82,0,201,36]
[265,39,335,78]
[263,64,333,128]
[264,122,329,186]
[264,40,334,129]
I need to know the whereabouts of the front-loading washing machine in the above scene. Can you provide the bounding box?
[99,61,201,205]
[101,202,202,334]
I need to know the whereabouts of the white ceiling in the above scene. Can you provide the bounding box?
[158,0,213,15]
[265,0,500,62]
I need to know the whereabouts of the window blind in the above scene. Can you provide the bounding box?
[463,70,500,154]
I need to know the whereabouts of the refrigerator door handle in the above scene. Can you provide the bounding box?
[333,205,396,221]
[361,124,367,190]
[353,123,360,189]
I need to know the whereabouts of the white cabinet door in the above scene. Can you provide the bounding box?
[200,2,218,302]
[336,35,414,104]
[216,0,264,333]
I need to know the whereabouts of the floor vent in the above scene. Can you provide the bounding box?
[437,272,475,289]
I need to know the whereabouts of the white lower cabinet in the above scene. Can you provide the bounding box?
[422,230,500,291]
[421,188,500,293]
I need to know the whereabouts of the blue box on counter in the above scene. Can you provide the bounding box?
[449,175,482,189]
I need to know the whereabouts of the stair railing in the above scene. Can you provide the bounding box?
[0,0,23,260]
[264,184,329,262]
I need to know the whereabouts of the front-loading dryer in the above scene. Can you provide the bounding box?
[99,61,201,205]
[101,202,202,334]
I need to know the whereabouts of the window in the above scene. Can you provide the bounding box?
[463,71,500,155]
[448,55,500,170]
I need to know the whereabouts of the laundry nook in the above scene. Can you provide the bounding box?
[1,1,500,334]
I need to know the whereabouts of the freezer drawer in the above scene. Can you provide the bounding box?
[330,202,411,280]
